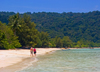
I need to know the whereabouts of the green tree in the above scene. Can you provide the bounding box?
[8,13,21,35]
[55,36,63,48]
[0,31,8,49]
[39,31,49,47]
[17,14,40,47]
[75,39,88,48]
[49,38,56,47]
[0,21,21,49]
[62,36,73,48]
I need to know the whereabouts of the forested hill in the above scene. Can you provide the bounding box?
[0,11,100,43]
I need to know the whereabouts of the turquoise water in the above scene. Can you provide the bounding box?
[17,48,100,72]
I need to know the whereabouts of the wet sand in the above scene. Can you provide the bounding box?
[0,48,61,72]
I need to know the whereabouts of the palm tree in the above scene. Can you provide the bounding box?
[8,13,21,35]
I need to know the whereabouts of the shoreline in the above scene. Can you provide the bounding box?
[0,47,99,72]
[0,48,61,72]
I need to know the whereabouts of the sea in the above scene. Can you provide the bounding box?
[17,48,100,72]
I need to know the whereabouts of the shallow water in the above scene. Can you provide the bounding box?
[17,48,100,72]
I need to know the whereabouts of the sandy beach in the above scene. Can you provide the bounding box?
[0,48,61,72]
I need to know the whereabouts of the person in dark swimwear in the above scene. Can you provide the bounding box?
[30,47,33,57]
[33,48,36,57]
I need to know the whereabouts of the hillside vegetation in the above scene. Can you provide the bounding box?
[0,11,100,49]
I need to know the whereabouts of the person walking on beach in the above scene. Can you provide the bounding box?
[30,47,34,57]
[33,48,36,57]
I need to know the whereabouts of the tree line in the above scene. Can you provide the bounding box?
[0,11,100,49]
[1,11,100,43]
[0,13,73,49]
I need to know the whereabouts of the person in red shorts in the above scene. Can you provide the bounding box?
[33,48,36,57]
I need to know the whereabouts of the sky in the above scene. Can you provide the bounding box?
[0,0,100,13]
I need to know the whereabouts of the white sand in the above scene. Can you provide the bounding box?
[0,48,61,68]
